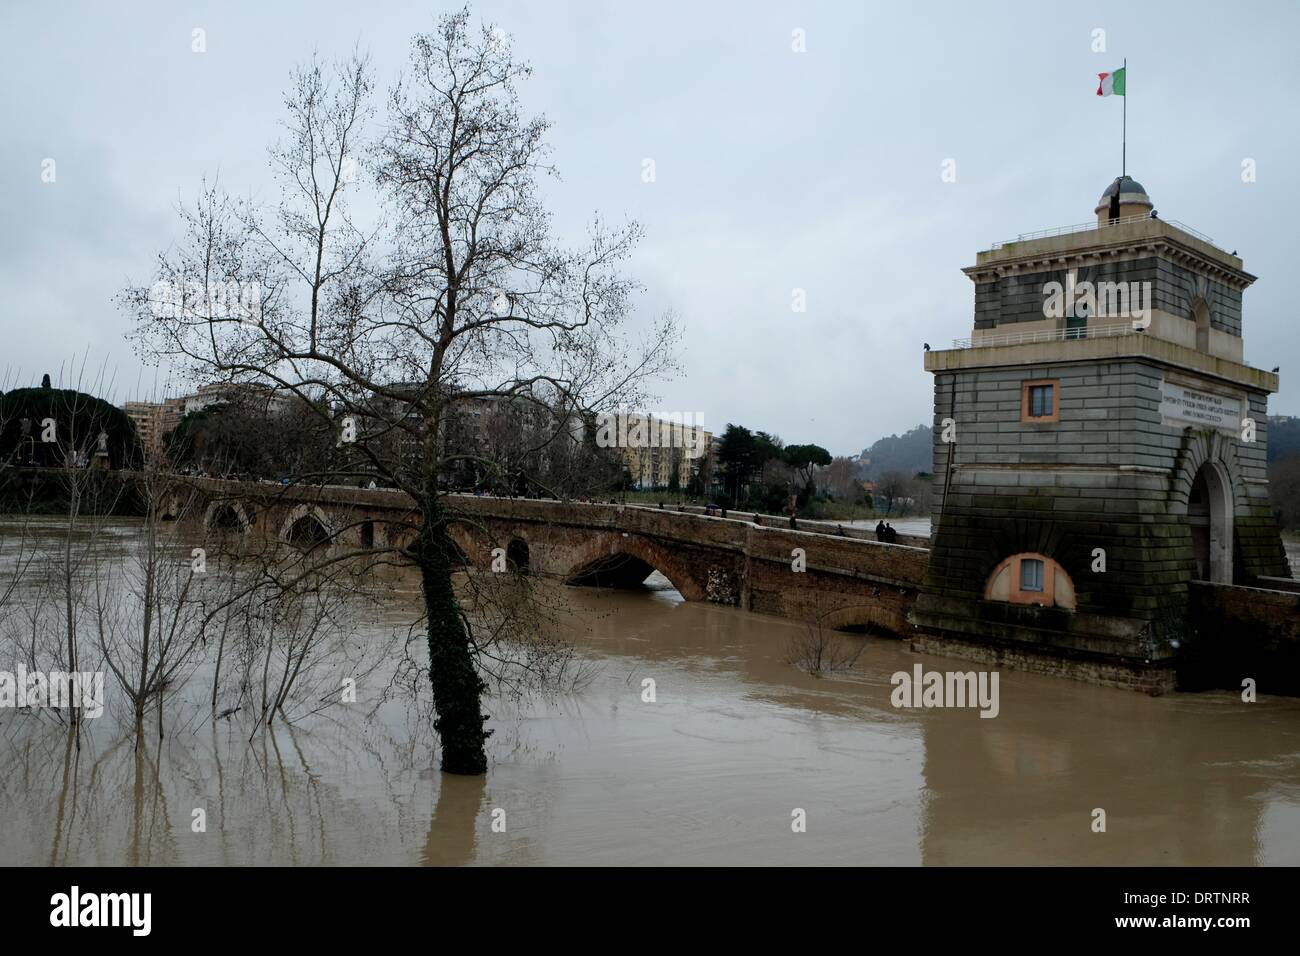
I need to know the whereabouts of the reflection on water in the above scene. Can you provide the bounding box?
[2,520,1300,865]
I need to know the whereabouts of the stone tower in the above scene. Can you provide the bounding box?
[911,178,1289,691]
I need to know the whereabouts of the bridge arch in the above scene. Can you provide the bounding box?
[204,500,253,534]
[280,504,335,549]
[443,536,470,568]
[444,525,485,569]
[562,533,706,601]
[506,537,530,574]
[818,603,908,638]
[387,521,419,555]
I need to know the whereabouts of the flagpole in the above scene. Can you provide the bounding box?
[1122,58,1127,177]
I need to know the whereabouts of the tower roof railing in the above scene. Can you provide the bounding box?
[990,213,1221,252]
[951,321,1140,349]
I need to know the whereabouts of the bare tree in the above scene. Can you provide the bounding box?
[122,8,676,774]
[822,456,862,501]
[0,367,37,612]
[90,466,214,742]
[1269,454,1300,532]
[14,364,136,733]
[785,605,868,676]
[875,470,912,517]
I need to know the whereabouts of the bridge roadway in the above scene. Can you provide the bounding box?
[164,476,931,635]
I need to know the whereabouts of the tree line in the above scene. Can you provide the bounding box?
[711,422,931,517]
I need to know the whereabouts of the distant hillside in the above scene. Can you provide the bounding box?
[1269,416,1300,465]
[854,417,1300,481]
[859,424,932,479]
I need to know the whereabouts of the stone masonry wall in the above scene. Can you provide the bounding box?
[922,357,1289,662]
[973,256,1242,335]
[1182,582,1300,695]
[169,477,930,632]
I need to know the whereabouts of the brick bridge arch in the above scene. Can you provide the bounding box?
[279,503,335,547]
[445,522,709,599]
[818,602,909,637]
[203,499,254,534]
[558,531,707,601]
[161,479,928,627]
[161,494,185,521]
[446,523,496,569]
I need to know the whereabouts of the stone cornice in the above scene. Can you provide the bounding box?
[924,333,1278,393]
[964,220,1255,290]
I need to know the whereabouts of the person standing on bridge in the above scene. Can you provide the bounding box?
[875,519,886,541]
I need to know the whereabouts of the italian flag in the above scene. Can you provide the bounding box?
[1097,67,1126,96]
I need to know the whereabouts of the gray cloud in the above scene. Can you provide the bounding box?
[2,0,1297,453]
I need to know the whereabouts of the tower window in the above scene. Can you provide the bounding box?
[1021,379,1059,422]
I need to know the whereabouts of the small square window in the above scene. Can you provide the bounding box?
[1028,385,1053,417]
[1019,558,1045,592]
[1021,379,1060,422]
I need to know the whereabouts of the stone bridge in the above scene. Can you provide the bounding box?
[162,477,930,636]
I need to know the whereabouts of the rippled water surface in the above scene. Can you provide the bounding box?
[2,518,1299,866]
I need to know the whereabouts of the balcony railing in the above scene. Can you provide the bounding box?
[951,321,1140,349]
[990,213,1221,252]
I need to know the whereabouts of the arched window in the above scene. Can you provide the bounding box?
[984,552,1075,609]
[1193,299,1211,353]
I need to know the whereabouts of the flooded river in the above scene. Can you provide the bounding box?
[2,518,1299,865]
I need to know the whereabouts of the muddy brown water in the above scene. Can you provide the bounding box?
[1,518,1298,865]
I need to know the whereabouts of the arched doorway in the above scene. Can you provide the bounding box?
[1188,462,1233,583]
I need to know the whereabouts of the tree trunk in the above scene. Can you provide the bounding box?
[419,495,490,775]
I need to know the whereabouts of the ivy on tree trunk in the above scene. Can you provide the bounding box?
[418,496,490,774]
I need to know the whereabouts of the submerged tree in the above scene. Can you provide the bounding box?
[122,8,676,774]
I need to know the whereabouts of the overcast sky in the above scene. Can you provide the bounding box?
[3,0,1298,456]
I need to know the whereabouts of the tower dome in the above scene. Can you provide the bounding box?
[1095,175,1152,225]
